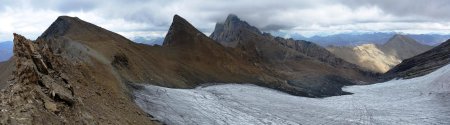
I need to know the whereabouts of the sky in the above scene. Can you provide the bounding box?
[1,0,450,41]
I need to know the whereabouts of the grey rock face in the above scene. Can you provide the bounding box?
[210,14,261,47]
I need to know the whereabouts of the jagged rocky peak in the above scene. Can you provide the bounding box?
[163,14,208,46]
[210,14,261,43]
[0,33,76,124]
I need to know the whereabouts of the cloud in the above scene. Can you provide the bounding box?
[340,0,450,20]
[0,0,449,41]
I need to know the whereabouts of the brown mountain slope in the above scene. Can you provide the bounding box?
[326,35,431,73]
[210,14,378,96]
[383,39,450,79]
[38,15,280,88]
[327,44,402,73]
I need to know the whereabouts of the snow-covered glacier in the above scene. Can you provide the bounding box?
[133,64,450,125]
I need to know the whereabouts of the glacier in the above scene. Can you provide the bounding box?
[133,64,450,125]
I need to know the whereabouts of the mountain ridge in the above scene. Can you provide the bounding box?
[211,14,378,97]
[379,34,433,60]
[383,39,450,79]
[327,34,432,73]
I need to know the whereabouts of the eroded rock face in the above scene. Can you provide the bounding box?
[1,33,158,124]
[0,33,75,124]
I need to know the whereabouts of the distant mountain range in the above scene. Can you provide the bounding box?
[132,36,164,45]
[272,32,450,47]
[0,41,13,62]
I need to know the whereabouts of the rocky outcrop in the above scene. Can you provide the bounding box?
[1,30,158,124]
[0,34,75,124]
[210,14,261,47]
[384,39,450,79]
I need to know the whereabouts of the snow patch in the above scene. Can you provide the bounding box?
[134,64,450,125]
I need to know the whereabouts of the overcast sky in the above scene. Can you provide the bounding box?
[1,0,450,41]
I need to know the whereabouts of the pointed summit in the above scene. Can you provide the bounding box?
[380,34,433,60]
[40,16,79,38]
[210,14,261,47]
[384,34,420,46]
[39,15,125,42]
[163,15,209,46]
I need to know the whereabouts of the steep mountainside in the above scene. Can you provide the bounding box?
[210,14,377,97]
[327,44,401,73]
[379,34,433,60]
[384,39,450,79]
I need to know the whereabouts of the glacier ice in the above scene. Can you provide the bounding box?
[134,64,450,125]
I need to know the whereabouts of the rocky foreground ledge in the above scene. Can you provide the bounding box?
[0,34,158,124]
[0,33,75,124]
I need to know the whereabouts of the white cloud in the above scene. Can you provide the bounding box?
[1,0,450,41]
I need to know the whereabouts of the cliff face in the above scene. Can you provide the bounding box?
[0,34,74,124]
[210,14,261,47]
